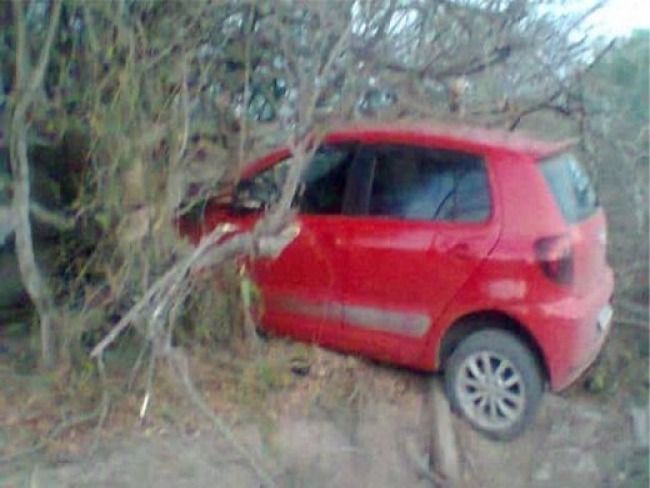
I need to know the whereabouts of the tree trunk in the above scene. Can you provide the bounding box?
[9,0,62,369]
[9,114,58,369]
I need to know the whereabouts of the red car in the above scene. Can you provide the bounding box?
[181,121,614,440]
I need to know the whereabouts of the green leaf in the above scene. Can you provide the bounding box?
[94,211,111,231]
[241,275,253,308]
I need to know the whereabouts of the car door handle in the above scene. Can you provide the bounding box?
[448,243,471,257]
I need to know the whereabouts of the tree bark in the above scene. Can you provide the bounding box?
[9,116,58,368]
[9,0,62,369]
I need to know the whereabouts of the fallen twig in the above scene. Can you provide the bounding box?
[89,226,247,358]
[166,347,277,487]
[614,317,649,329]
[616,299,649,319]
[0,408,101,465]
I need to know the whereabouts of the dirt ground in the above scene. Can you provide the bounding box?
[1,387,643,488]
[0,325,648,488]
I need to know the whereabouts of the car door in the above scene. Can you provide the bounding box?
[251,143,358,347]
[338,142,501,367]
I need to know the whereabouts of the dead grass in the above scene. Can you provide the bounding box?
[0,337,264,461]
[0,324,431,477]
[581,323,649,407]
[2,319,645,486]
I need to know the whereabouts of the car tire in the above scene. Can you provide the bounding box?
[444,329,543,441]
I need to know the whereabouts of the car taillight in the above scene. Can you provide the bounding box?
[535,234,574,285]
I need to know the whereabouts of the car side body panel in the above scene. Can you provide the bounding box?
[252,215,347,347]
[425,151,614,390]
[180,121,614,397]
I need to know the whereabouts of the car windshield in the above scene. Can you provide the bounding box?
[539,152,598,223]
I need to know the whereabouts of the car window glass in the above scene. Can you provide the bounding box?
[366,144,490,222]
[232,159,290,213]
[299,144,356,215]
[234,144,356,215]
[539,152,597,223]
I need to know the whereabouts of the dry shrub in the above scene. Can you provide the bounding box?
[177,264,243,347]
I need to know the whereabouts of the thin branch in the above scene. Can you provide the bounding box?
[10,0,63,369]
[29,202,76,230]
[82,3,101,55]
[167,348,277,487]
[0,408,100,465]
[616,299,649,319]
[89,228,252,358]
[238,5,254,170]
[12,0,62,114]
[176,63,191,165]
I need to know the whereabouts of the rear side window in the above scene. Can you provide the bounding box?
[539,153,597,223]
[365,144,491,222]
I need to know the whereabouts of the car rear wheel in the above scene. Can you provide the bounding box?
[445,329,543,440]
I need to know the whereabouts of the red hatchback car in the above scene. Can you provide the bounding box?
[181,121,614,439]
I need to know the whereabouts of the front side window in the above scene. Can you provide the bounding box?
[299,144,356,215]
[232,159,290,213]
[233,143,356,215]
[365,144,491,222]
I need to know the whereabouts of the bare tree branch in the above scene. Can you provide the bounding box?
[9,0,63,369]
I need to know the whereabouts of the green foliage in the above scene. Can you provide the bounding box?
[590,30,649,128]
[3,321,30,338]
[582,30,649,276]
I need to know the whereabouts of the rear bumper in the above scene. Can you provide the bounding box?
[535,270,615,391]
[551,303,613,390]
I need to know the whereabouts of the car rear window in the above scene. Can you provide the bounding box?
[539,153,598,223]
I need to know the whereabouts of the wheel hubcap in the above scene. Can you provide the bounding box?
[456,351,525,431]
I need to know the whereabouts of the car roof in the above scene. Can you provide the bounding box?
[323,119,575,160]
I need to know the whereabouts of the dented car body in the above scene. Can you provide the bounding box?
[181,121,614,439]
